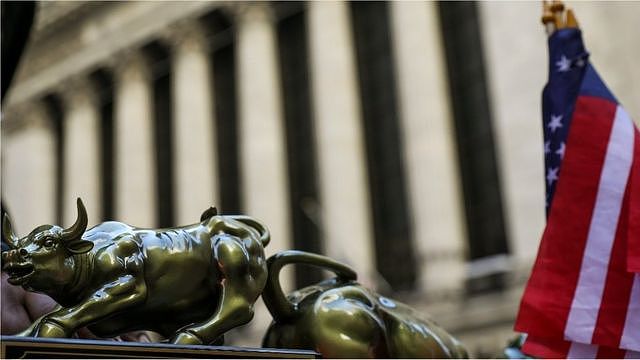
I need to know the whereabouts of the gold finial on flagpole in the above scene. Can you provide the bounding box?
[541,1,579,36]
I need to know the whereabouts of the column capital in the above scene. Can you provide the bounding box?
[55,75,100,110]
[2,99,53,134]
[110,48,153,85]
[232,2,276,25]
[1,101,31,134]
[162,19,210,54]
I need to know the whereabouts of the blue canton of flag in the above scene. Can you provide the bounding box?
[542,31,617,215]
[542,29,597,214]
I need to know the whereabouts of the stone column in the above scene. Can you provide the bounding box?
[231,3,293,343]
[168,21,218,225]
[113,51,157,227]
[236,4,291,258]
[390,1,467,293]
[1,103,56,233]
[477,2,546,269]
[60,78,101,226]
[307,1,376,284]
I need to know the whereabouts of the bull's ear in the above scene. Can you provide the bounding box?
[65,239,93,254]
[3,214,18,248]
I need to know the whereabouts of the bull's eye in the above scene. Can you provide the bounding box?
[43,239,55,248]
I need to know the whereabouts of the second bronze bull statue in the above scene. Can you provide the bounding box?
[1,198,269,345]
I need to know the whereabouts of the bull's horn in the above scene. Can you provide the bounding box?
[62,198,88,242]
[2,213,18,248]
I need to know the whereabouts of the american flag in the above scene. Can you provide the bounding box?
[514,27,640,358]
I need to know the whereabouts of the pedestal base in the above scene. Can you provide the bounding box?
[0,335,320,358]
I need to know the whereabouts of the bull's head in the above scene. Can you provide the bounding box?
[1,198,92,292]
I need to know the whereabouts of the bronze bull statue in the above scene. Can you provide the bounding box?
[1,198,269,345]
[262,251,468,358]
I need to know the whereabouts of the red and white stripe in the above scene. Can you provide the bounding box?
[564,105,636,345]
[627,129,640,272]
[621,275,640,351]
[515,96,640,354]
[523,335,640,358]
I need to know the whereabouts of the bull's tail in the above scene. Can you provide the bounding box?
[200,206,270,247]
[262,250,357,323]
[200,207,218,222]
[229,215,271,247]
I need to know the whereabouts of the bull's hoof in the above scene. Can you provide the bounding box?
[34,320,70,338]
[170,331,204,345]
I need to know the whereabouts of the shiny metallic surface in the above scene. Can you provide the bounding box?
[262,250,468,358]
[1,198,269,345]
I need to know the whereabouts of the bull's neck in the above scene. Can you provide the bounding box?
[58,253,93,306]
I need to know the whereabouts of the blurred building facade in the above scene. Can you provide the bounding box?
[2,1,639,355]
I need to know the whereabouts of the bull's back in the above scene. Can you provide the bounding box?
[83,221,134,245]
[88,223,218,310]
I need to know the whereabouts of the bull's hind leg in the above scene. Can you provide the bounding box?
[170,234,266,345]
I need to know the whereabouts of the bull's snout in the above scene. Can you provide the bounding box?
[2,247,36,285]
[2,248,16,263]
[2,248,28,267]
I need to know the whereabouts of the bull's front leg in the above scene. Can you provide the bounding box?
[15,305,62,337]
[32,275,147,338]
